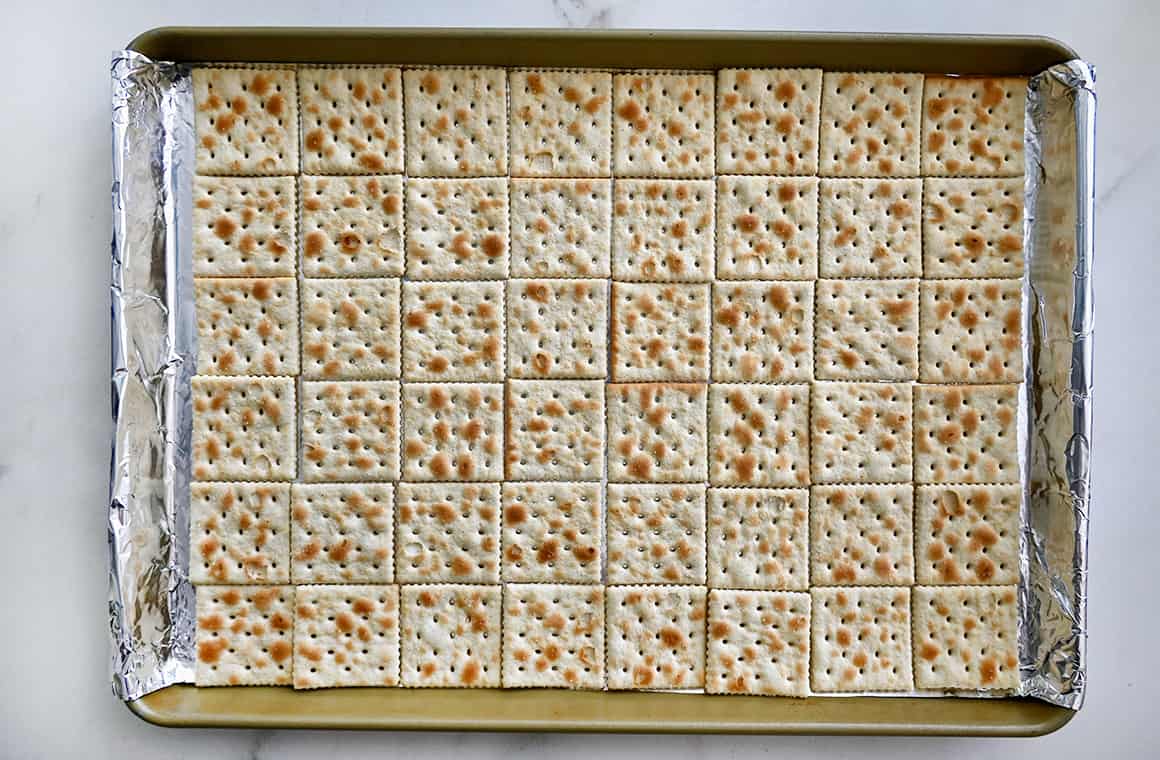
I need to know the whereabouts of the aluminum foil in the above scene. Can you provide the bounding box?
[106,51,1094,710]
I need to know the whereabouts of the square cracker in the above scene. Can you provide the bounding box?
[190,483,290,585]
[612,72,714,178]
[501,482,601,584]
[301,278,401,380]
[706,590,811,696]
[395,483,501,583]
[913,585,1020,690]
[404,68,507,177]
[195,278,299,377]
[505,380,605,481]
[709,384,810,488]
[510,179,611,278]
[922,77,1026,177]
[606,585,707,690]
[293,584,400,689]
[814,279,919,381]
[711,281,813,383]
[707,488,808,591]
[300,175,404,278]
[502,584,605,689]
[819,72,923,177]
[919,279,1022,383]
[811,382,912,484]
[405,178,509,280]
[607,383,708,483]
[191,377,295,481]
[298,67,404,174]
[290,483,394,584]
[509,70,612,177]
[606,484,707,585]
[716,68,822,175]
[195,585,294,686]
[507,279,608,379]
[914,385,1020,484]
[611,179,715,282]
[401,281,504,382]
[716,176,818,280]
[301,381,400,482]
[610,283,710,382]
[401,383,504,481]
[193,176,296,277]
[924,178,1024,278]
[818,179,921,278]
[810,485,914,586]
[400,584,502,688]
[810,586,913,692]
[916,484,1021,585]
[193,68,298,175]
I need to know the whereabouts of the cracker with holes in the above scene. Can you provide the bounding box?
[811,382,912,484]
[299,67,403,174]
[501,482,601,584]
[612,72,714,177]
[716,68,822,175]
[401,584,502,688]
[606,484,706,585]
[510,70,612,177]
[192,377,295,481]
[502,584,605,688]
[914,385,1019,484]
[193,68,298,175]
[507,279,608,379]
[300,175,404,277]
[505,380,604,481]
[819,72,922,177]
[810,587,912,692]
[402,281,504,381]
[819,179,921,278]
[395,483,501,583]
[709,384,810,488]
[716,176,818,279]
[196,278,299,376]
[924,178,1024,278]
[923,77,1026,177]
[606,585,707,690]
[607,383,707,483]
[920,279,1022,383]
[815,279,919,381]
[914,585,1019,690]
[404,68,507,177]
[401,383,504,482]
[810,485,914,586]
[290,483,394,584]
[706,590,811,697]
[510,179,611,277]
[293,584,400,689]
[301,278,400,380]
[707,488,808,591]
[195,586,294,686]
[405,178,509,280]
[916,484,1020,585]
[191,483,290,585]
[610,283,710,382]
[711,281,813,383]
[301,381,400,482]
[612,179,715,281]
[193,176,296,277]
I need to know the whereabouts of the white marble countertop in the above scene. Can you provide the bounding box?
[0,0,1155,756]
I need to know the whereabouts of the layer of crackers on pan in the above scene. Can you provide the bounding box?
[189,65,1025,695]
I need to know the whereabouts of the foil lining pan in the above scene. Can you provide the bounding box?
[106,51,1095,709]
